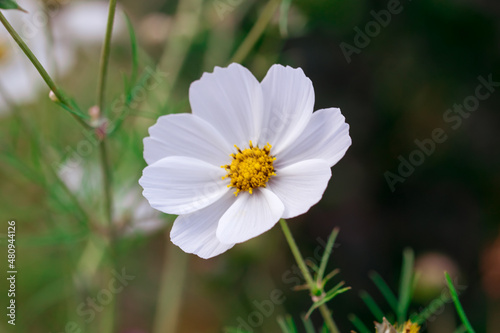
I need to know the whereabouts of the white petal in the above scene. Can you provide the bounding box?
[144,114,231,165]
[268,159,332,219]
[171,193,236,259]
[275,108,351,168]
[189,63,263,148]
[258,65,315,154]
[139,156,228,215]
[217,188,284,244]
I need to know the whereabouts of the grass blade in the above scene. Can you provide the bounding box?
[317,227,339,281]
[124,13,139,84]
[445,273,475,333]
[398,248,414,323]
[360,290,385,322]
[279,0,292,36]
[349,314,371,333]
[301,314,316,333]
[369,271,399,314]
[277,315,297,333]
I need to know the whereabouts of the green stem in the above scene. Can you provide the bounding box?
[95,2,118,329]
[279,219,315,289]
[96,0,118,113]
[319,304,340,333]
[230,0,281,63]
[279,219,340,333]
[99,140,113,235]
[0,12,89,128]
[153,239,189,333]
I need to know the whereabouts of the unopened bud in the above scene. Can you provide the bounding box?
[49,91,59,102]
[89,105,100,122]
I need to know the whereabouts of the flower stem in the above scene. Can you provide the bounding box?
[0,12,89,128]
[230,0,281,64]
[279,219,315,289]
[279,219,340,333]
[153,239,189,333]
[99,140,113,234]
[96,0,118,113]
[319,303,340,333]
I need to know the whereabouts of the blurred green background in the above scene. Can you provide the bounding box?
[1,0,499,332]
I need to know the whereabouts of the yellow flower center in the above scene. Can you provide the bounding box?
[221,141,276,196]
[400,321,420,333]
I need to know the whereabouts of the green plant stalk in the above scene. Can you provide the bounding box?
[96,0,117,253]
[317,228,339,281]
[153,240,189,333]
[99,140,114,235]
[0,12,89,128]
[445,273,476,333]
[318,305,340,333]
[230,0,281,63]
[96,0,118,113]
[279,219,340,333]
[97,0,117,314]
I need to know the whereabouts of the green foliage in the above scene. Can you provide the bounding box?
[304,228,351,319]
[348,314,371,333]
[350,249,415,330]
[445,272,476,333]
[0,0,26,12]
[277,315,298,333]
[397,248,415,323]
[275,313,329,333]
[279,0,292,36]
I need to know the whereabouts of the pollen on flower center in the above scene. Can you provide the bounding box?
[221,141,276,196]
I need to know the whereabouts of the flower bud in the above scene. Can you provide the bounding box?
[49,90,59,102]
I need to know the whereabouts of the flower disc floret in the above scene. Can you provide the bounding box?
[222,141,276,196]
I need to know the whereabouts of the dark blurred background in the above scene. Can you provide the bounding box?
[1,0,500,332]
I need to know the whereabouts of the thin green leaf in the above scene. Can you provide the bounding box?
[397,248,414,323]
[277,315,297,333]
[317,227,340,281]
[54,100,89,120]
[370,271,399,314]
[286,315,298,333]
[306,259,319,273]
[445,272,476,333]
[321,323,329,333]
[0,0,27,12]
[108,68,154,134]
[349,314,371,333]
[360,290,385,322]
[322,268,340,289]
[301,314,316,333]
[306,286,351,318]
[124,13,139,84]
[324,281,347,299]
[279,0,292,37]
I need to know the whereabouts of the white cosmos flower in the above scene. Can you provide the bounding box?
[139,63,351,259]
